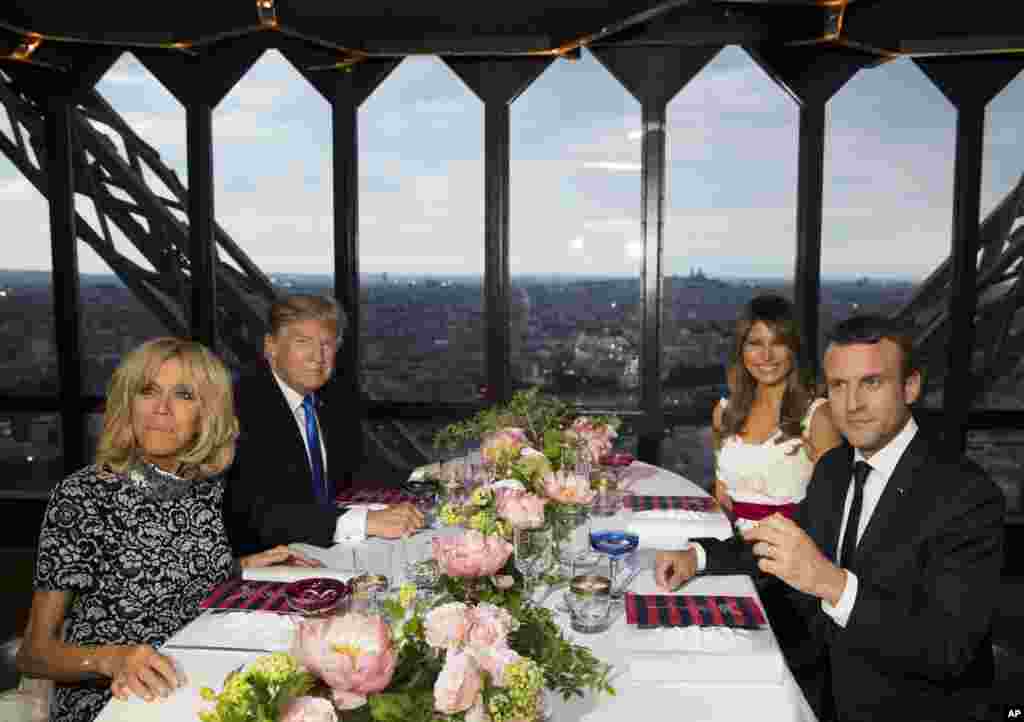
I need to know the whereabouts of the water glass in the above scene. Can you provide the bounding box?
[514,525,554,597]
[402,533,439,589]
[565,574,613,634]
[556,506,598,571]
[590,488,623,517]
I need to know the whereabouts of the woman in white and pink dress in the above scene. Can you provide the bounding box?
[711,295,842,529]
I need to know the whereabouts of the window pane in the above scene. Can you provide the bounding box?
[973,73,1024,411]
[664,47,797,414]
[360,58,485,403]
[658,423,714,489]
[822,59,954,406]
[511,51,640,407]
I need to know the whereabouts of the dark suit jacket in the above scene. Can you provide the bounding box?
[224,361,351,555]
[698,429,1004,722]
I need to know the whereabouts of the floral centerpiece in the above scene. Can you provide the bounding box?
[430,388,620,559]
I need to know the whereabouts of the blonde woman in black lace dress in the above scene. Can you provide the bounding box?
[16,338,318,722]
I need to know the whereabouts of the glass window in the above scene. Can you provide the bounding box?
[973,73,1024,411]
[511,50,641,408]
[822,58,954,406]
[659,424,715,489]
[664,46,797,417]
[360,58,485,403]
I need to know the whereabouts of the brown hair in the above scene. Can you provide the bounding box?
[720,295,815,446]
[95,337,239,479]
[267,294,347,340]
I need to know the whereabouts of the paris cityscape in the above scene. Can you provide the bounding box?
[0,269,1020,515]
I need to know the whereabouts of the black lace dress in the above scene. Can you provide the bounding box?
[33,463,234,722]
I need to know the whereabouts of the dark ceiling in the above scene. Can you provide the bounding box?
[1,0,1023,73]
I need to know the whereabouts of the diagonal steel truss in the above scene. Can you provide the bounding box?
[894,174,1024,403]
[0,67,278,367]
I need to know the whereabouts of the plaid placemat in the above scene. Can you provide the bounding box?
[625,593,767,628]
[199,578,290,612]
[335,489,420,506]
[624,495,719,513]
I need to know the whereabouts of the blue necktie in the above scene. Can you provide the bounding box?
[302,395,328,506]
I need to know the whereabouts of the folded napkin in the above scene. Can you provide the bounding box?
[199,579,290,612]
[624,627,783,684]
[625,592,766,628]
[169,609,296,652]
[336,489,420,506]
[625,495,719,513]
[242,566,355,584]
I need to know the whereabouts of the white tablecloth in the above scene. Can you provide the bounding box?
[96,464,815,722]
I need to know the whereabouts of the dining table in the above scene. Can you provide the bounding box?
[95,461,817,722]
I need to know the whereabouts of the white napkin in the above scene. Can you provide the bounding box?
[168,611,296,653]
[241,566,355,584]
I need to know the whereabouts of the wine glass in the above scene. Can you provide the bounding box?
[589,530,639,599]
[514,525,553,600]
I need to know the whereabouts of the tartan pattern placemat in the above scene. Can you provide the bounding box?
[624,495,719,513]
[335,489,420,506]
[199,578,290,612]
[625,593,767,629]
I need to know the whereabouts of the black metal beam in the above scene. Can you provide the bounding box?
[590,45,720,465]
[43,97,86,473]
[914,55,1024,454]
[444,57,555,405]
[185,102,216,348]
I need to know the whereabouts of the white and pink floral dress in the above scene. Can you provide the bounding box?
[715,398,827,530]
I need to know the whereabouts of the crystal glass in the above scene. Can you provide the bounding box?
[514,525,554,598]
[590,488,623,517]
[565,576,613,634]
[402,533,439,590]
[555,506,599,571]
[589,530,639,599]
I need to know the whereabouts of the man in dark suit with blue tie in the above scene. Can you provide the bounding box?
[225,294,422,555]
[656,315,1004,722]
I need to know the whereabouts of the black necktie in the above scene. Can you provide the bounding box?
[839,461,872,571]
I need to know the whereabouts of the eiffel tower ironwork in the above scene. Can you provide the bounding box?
[0,66,276,367]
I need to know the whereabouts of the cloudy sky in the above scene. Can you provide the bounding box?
[1,46,1022,280]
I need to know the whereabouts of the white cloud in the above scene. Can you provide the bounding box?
[582,161,641,173]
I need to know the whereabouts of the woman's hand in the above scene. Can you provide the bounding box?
[102,645,183,702]
[713,479,733,511]
[240,545,323,570]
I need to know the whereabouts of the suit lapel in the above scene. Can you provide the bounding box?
[848,433,928,570]
[822,445,855,563]
[260,362,314,482]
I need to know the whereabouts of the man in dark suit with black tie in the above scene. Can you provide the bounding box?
[225,294,422,555]
[655,314,1004,722]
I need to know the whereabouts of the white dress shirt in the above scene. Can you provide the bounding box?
[691,416,919,627]
[271,369,368,540]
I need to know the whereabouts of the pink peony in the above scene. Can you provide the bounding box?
[492,574,515,590]
[471,644,522,687]
[466,603,516,648]
[541,470,596,505]
[495,488,548,529]
[466,696,492,722]
[291,613,397,710]
[424,601,471,650]
[481,428,528,466]
[280,696,339,722]
[433,530,513,578]
[434,650,483,714]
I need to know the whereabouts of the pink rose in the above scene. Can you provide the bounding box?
[291,614,397,710]
[466,696,492,722]
[434,650,483,714]
[541,470,596,505]
[492,574,515,590]
[466,602,515,648]
[572,417,617,464]
[471,644,522,687]
[280,696,339,722]
[424,601,471,650]
[433,530,513,578]
[495,489,548,529]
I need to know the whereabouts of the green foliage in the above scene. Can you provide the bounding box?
[508,605,615,701]
[198,653,316,722]
[433,388,572,451]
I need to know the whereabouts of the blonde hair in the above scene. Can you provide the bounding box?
[268,294,347,339]
[96,337,239,479]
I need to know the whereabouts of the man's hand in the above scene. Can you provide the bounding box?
[241,545,323,570]
[742,514,847,605]
[655,549,698,591]
[367,503,424,538]
[101,645,183,702]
